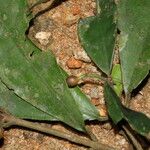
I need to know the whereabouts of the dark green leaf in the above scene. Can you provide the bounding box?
[78,0,116,75]
[0,0,100,131]
[117,0,150,93]
[104,83,150,138]
[123,107,150,137]
[104,83,123,124]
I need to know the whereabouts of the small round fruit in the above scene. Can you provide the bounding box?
[66,75,79,87]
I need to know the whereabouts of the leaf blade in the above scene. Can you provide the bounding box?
[118,0,150,93]
[104,82,124,124]
[0,82,54,120]
[104,83,150,138]
[78,0,116,75]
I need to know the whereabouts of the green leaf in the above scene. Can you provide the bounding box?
[0,82,53,120]
[104,82,123,124]
[117,0,150,93]
[104,83,150,138]
[122,107,150,138]
[111,64,123,96]
[0,0,100,131]
[78,0,116,75]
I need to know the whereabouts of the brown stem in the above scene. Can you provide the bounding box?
[119,129,134,150]
[122,125,143,150]
[1,113,114,150]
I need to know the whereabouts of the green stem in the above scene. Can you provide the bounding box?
[78,73,107,82]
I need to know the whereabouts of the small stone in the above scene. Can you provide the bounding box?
[99,106,108,117]
[35,31,51,46]
[73,50,91,63]
[118,139,126,145]
[71,5,81,15]
[91,98,100,106]
[66,57,83,69]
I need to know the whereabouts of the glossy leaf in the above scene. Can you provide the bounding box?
[104,83,150,138]
[111,64,123,96]
[117,0,150,93]
[78,0,116,75]
[0,0,100,131]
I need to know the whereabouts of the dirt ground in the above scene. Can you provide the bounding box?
[0,0,150,149]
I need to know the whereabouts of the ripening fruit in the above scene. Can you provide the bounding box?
[66,75,79,87]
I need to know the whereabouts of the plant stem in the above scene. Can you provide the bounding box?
[119,130,134,150]
[78,73,108,83]
[122,125,144,150]
[1,113,114,150]
[124,93,131,107]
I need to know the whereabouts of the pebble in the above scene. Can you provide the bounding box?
[35,31,51,45]
[73,50,91,63]
[71,5,81,15]
[99,106,108,117]
[66,57,83,69]
[91,98,100,106]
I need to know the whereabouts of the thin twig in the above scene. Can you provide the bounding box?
[0,113,114,150]
[119,129,134,150]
